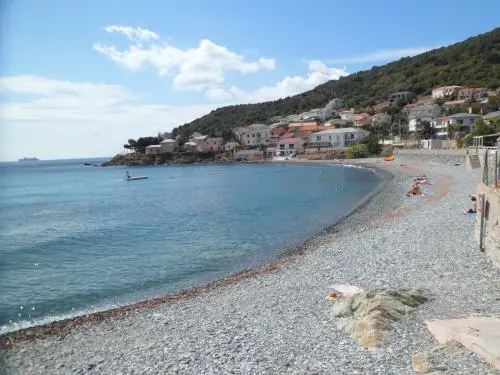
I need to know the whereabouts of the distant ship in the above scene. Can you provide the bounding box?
[18,157,39,162]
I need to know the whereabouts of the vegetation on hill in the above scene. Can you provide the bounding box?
[171,28,500,140]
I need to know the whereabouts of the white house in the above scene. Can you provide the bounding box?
[276,137,305,157]
[431,113,482,138]
[145,145,162,155]
[408,105,444,132]
[432,86,462,99]
[160,139,178,153]
[309,128,370,149]
[233,124,270,147]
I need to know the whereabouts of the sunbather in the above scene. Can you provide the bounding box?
[406,184,423,196]
[462,196,477,214]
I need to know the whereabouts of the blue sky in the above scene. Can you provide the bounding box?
[1,0,499,160]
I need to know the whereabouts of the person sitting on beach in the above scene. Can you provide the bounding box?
[406,184,423,197]
[462,196,477,214]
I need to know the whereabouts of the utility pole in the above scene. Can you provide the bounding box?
[399,118,402,140]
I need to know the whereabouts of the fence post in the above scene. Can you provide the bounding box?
[483,151,489,186]
[496,150,499,189]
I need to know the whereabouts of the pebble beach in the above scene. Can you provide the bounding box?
[1,155,500,375]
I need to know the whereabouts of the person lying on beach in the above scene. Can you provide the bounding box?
[406,184,424,197]
[414,180,432,187]
[413,175,428,181]
[461,196,477,214]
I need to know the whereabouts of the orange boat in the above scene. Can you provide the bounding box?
[383,155,395,161]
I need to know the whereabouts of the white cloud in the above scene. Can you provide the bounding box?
[219,60,348,103]
[324,46,442,64]
[0,75,221,160]
[103,25,159,42]
[205,88,233,101]
[94,26,276,92]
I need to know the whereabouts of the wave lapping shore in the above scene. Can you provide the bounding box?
[2,156,499,374]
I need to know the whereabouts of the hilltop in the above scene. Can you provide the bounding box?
[171,27,500,139]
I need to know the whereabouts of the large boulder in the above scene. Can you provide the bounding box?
[332,288,433,348]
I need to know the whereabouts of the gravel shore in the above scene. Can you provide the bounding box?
[2,156,499,375]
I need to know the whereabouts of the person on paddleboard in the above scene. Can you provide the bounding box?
[125,170,130,179]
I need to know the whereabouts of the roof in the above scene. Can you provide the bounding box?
[192,135,208,140]
[278,137,300,144]
[288,121,318,128]
[295,130,314,137]
[291,125,329,132]
[247,123,268,129]
[444,99,466,106]
[433,85,462,90]
[161,139,176,143]
[325,119,347,125]
[281,132,295,138]
[483,111,500,120]
[459,87,486,92]
[271,127,287,136]
[446,113,482,119]
[184,141,196,146]
[313,127,367,135]
[145,145,162,148]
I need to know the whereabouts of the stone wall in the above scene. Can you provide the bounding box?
[397,150,467,166]
[475,184,500,268]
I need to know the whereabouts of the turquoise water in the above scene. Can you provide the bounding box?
[0,159,382,333]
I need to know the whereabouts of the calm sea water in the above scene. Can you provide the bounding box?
[0,159,382,333]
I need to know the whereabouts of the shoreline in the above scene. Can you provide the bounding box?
[0,160,403,348]
[3,156,494,374]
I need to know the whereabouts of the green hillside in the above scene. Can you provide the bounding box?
[171,28,500,139]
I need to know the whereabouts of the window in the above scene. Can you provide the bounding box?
[280,144,285,150]
[289,144,294,149]
[316,136,321,141]
[328,136,331,140]
[350,134,355,139]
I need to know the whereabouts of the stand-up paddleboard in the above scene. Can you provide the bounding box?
[126,176,148,181]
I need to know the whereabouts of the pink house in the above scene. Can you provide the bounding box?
[196,137,225,152]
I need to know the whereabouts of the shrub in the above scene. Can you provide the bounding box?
[346,144,369,159]
[363,135,382,155]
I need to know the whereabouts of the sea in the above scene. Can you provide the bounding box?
[0,159,383,334]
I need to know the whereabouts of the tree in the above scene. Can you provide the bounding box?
[232,143,244,152]
[416,121,436,140]
[124,136,163,153]
[362,134,382,155]
[473,120,500,136]
[123,139,138,151]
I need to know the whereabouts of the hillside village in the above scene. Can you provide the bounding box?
[124,85,500,163]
